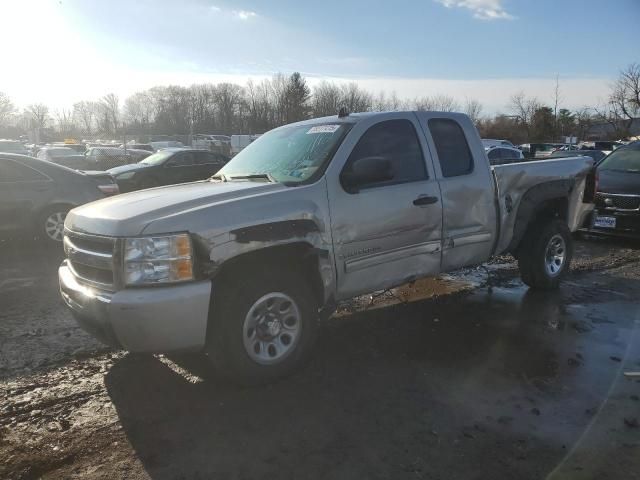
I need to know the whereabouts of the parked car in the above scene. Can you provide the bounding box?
[85,147,133,169]
[37,146,88,169]
[520,143,565,159]
[486,145,524,165]
[482,138,514,149]
[0,140,30,155]
[150,140,184,151]
[120,143,154,152]
[230,134,260,156]
[584,141,640,237]
[579,141,623,152]
[126,148,154,162]
[107,148,228,192]
[49,142,87,154]
[60,110,595,385]
[0,154,118,243]
[549,149,607,163]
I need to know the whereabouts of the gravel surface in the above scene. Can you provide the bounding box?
[1,236,639,479]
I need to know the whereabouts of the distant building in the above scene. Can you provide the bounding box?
[586,118,640,140]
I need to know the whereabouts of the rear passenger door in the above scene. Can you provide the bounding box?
[416,114,497,271]
[163,152,198,184]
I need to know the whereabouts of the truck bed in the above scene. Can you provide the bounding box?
[492,156,594,255]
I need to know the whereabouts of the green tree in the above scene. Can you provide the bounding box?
[284,72,310,123]
[557,108,575,138]
[531,106,555,141]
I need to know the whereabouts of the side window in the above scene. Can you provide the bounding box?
[487,149,500,161]
[196,152,220,165]
[0,160,48,182]
[342,119,427,189]
[429,118,474,177]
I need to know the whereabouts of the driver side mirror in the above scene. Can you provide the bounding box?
[341,156,393,193]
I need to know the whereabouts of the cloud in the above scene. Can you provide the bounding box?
[234,10,257,20]
[435,0,515,20]
[210,5,221,12]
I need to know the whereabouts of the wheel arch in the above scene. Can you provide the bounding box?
[209,241,330,311]
[508,179,573,255]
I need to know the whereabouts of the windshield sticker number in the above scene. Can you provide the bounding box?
[307,125,340,134]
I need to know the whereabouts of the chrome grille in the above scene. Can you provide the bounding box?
[64,231,117,290]
[595,193,640,211]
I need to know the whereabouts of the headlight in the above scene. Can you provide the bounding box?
[124,233,194,285]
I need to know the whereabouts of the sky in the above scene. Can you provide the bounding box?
[2,0,639,114]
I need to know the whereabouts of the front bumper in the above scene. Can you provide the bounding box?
[59,261,212,352]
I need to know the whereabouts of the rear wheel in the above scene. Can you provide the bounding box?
[517,219,573,290]
[206,268,319,385]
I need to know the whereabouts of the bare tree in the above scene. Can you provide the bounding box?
[509,92,543,140]
[26,103,50,129]
[339,82,373,113]
[54,109,76,137]
[605,62,640,137]
[312,81,342,117]
[100,93,120,135]
[464,98,483,124]
[73,101,99,136]
[0,92,15,127]
[413,94,459,112]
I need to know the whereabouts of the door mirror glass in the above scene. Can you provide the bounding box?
[341,156,393,192]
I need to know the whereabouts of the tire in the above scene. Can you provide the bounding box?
[206,268,319,385]
[38,206,71,243]
[517,218,573,290]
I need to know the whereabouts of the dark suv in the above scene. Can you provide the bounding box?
[587,142,640,237]
[108,148,228,192]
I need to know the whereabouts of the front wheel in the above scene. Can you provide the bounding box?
[517,219,573,290]
[206,268,319,385]
[39,207,70,243]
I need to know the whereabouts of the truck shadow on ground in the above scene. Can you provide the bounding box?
[104,271,640,480]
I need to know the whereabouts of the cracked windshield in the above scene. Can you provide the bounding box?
[1,0,639,479]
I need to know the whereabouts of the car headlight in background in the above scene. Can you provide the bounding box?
[124,233,194,285]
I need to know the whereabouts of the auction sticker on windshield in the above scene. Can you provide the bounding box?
[594,216,616,229]
[307,125,340,134]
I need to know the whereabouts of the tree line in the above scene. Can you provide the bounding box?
[1,63,638,144]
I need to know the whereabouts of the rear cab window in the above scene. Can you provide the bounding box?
[428,118,474,177]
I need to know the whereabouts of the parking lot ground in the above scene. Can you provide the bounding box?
[1,236,639,479]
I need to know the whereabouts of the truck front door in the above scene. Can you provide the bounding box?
[327,114,443,300]
[417,114,497,271]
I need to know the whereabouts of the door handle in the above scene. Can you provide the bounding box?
[413,195,439,206]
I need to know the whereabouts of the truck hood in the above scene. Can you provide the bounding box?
[597,169,640,195]
[65,180,286,237]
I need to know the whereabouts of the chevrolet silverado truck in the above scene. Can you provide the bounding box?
[59,111,596,384]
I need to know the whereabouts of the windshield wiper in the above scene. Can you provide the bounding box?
[211,173,229,182]
[228,173,277,183]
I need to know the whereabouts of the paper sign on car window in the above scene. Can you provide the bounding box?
[306,125,340,134]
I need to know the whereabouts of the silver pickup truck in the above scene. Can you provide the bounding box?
[59,111,595,384]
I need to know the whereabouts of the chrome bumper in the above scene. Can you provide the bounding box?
[59,261,212,352]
